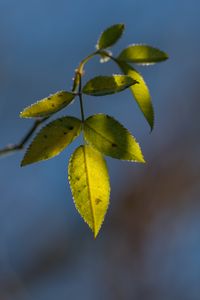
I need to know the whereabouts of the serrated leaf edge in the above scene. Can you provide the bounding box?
[68,145,111,238]
[84,113,145,163]
[21,116,82,166]
[20,90,75,118]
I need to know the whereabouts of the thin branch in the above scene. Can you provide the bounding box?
[72,51,98,93]
[77,73,85,123]
[0,117,49,157]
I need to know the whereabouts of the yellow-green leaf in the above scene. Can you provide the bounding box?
[118,44,168,64]
[82,75,137,96]
[21,117,81,166]
[84,114,145,162]
[96,24,125,50]
[68,145,110,237]
[20,91,75,118]
[118,61,154,130]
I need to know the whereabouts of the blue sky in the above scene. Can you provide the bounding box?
[0,1,200,299]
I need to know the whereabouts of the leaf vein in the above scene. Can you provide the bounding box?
[82,146,96,233]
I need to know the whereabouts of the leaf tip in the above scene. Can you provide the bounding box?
[19,111,26,118]
[93,223,103,238]
[164,52,169,60]
[93,228,99,239]
[132,79,139,85]
[148,115,154,132]
[96,23,125,50]
[20,154,33,166]
[135,145,146,164]
[159,50,169,62]
[149,123,154,132]
[141,156,146,163]
[118,23,125,30]
[20,159,27,167]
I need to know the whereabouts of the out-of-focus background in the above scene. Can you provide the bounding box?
[0,1,200,299]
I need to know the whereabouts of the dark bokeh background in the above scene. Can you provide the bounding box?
[0,1,200,299]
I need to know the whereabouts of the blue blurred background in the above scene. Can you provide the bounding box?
[0,0,200,299]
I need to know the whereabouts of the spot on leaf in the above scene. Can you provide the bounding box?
[84,114,145,162]
[21,116,82,166]
[20,91,75,118]
[95,198,102,205]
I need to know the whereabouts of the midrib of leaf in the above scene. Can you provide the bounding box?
[85,123,114,144]
[85,123,139,159]
[83,146,96,234]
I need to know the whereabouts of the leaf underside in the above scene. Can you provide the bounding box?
[118,61,154,130]
[68,145,110,237]
[21,117,81,166]
[82,75,137,96]
[84,114,145,162]
[118,44,168,64]
[96,23,125,50]
[20,91,75,118]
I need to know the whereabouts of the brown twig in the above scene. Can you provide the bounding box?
[0,117,49,157]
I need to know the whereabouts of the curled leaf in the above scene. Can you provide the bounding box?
[82,75,137,96]
[21,116,81,166]
[118,61,154,130]
[84,114,145,162]
[96,23,125,50]
[68,145,110,237]
[20,91,75,118]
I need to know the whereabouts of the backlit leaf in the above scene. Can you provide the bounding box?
[68,145,110,237]
[82,75,137,96]
[21,117,81,166]
[20,91,75,118]
[118,44,168,64]
[118,61,154,130]
[84,114,145,162]
[96,23,125,50]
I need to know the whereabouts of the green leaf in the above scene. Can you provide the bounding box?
[68,145,110,238]
[118,61,154,130]
[118,44,168,64]
[20,91,75,118]
[21,117,81,166]
[96,23,125,50]
[82,75,138,96]
[84,114,145,162]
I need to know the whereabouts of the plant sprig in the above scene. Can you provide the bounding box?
[0,24,168,237]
